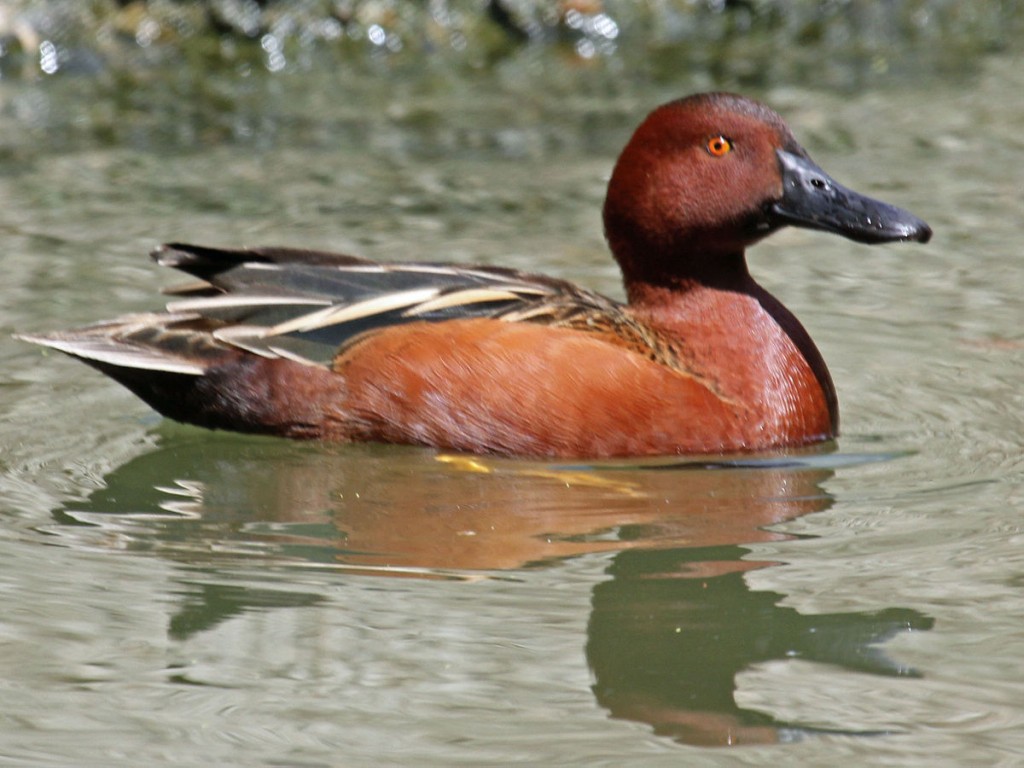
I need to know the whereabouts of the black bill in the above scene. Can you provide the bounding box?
[771,149,932,245]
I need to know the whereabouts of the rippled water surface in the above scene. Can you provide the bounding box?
[2,14,1024,765]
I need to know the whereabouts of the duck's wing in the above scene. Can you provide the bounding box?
[22,243,676,374]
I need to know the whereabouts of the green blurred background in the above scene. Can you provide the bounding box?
[2,0,1021,155]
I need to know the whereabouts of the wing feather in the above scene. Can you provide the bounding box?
[24,243,679,377]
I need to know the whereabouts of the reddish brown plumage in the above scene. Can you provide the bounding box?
[336,319,744,455]
[20,92,931,457]
[324,305,831,456]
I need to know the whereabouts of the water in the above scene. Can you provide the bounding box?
[2,13,1024,765]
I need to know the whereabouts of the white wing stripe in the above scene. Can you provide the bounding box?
[404,288,526,316]
[166,295,331,313]
[268,287,442,334]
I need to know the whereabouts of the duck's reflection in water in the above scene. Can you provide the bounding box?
[588,544,931,746]
[54,435,932,746]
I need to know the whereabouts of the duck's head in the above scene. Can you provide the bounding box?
[603,92,932,289]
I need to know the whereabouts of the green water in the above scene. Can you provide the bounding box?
[2,3,1024,764]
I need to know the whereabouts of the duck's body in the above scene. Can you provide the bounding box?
[20,93,930,458]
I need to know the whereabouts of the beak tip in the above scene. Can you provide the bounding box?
[895,217,931,244]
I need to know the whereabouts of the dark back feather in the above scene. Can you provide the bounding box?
[154,243,634,367]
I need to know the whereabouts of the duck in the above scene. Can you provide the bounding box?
[19,92,931,458]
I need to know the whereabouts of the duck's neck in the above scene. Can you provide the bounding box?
[623,251,839,436]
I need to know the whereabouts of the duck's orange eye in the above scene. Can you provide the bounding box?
[706,136,732,157]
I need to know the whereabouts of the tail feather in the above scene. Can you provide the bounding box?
[16,313,221,375]
[16,320,286,436]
